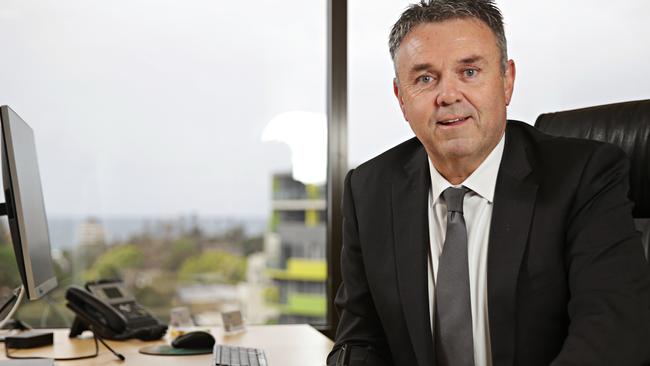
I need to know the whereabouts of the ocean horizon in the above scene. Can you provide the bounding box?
[44,215,268,250]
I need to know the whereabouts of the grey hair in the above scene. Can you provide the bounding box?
[389,0,508,73]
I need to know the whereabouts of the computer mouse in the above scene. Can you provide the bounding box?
[171,331,216,349]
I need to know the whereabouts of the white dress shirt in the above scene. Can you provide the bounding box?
[427,134,505,366]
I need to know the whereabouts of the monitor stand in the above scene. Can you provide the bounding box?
[0,285,25,337]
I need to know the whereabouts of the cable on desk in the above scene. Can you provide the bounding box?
[4,327,125,362]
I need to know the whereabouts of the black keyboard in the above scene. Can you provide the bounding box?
[212,344,268,366]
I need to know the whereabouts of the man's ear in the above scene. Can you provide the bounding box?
[503,59,516,106]
[393,78,409,121]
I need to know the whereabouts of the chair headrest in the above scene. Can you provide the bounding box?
[535,99,650,218]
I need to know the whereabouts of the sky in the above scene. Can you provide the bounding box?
[0,0,648,218]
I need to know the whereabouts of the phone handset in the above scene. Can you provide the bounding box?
[66,285,128,335]
[65,280,167,341]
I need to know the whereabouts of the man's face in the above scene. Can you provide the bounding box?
[393,18,515,171]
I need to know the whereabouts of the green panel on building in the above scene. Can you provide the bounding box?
[281,293,326,317]
[267,258,326,281]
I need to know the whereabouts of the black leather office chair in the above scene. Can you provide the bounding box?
[535,99,650,262]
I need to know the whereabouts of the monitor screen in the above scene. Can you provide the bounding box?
[1,105,57,300]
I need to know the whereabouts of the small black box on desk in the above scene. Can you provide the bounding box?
[4,331,54,349]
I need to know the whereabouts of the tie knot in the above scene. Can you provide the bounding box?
[442,186,468,213]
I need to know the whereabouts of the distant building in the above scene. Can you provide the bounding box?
[73,217,107,282]
[266,173,326,324]
[243,252,280,324]
[76,217,106,247]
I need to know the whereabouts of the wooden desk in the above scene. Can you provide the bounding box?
[0,325,333,365]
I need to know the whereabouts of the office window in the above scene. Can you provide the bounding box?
[349,0,650,167]
[348,1,418,168]
[0,1,327,327]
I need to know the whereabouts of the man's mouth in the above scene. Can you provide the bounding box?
[437,116,470,126]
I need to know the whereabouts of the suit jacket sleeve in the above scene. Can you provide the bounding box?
[552,143,650,365]
[327,169,393,366]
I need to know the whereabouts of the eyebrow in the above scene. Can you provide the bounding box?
[408,55,488,74]
[458,55,487,65]
[409,63,432,73]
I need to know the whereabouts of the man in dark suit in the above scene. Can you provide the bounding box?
[327,1,650,365]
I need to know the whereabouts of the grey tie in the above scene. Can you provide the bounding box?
[435,186,474,366]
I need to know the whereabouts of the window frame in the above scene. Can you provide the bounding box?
[322,0,347,340]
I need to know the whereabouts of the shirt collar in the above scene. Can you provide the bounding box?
[428,133,505,205]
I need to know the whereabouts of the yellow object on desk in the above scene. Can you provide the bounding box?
[168,326,212,339]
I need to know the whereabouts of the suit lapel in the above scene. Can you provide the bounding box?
[487,123,539,366]
[390,124,539,365]
[392,146,436,366]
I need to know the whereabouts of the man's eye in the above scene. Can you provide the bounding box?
[417,75,434,84]
[463,69,478,78]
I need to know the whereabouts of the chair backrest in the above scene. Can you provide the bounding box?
[535,99,650,261]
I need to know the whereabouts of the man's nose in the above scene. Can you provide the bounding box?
[435,77,462,107]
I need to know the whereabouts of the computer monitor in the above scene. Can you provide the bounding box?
[0,105,57,301]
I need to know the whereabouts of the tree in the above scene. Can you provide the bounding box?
[0,245,20,289]
[242,235,264,256]
[163,238,200,271]
[221,226,246,244]
[85,244,144,280]
[178,249,246,284]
